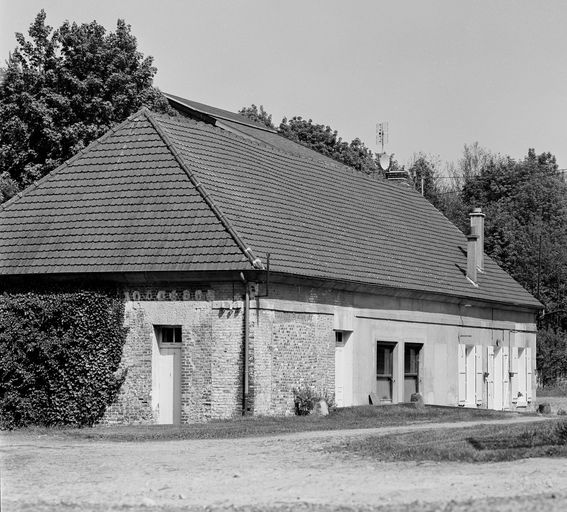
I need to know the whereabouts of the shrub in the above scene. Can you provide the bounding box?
[537,328,567,387]
[293,384,335,416]
[0,285,127,428]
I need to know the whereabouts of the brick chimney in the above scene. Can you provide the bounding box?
[467,228,479,284]
[385,169,411,185]
[469,208,485,271]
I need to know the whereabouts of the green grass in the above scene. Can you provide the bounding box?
[9,405,518,442]
[332,419,567,462]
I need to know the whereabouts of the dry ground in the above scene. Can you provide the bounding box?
[2,415,567,512]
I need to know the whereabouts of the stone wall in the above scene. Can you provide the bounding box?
[102,278,538,423]
[250,309,334,415]
[103,281,340,424]
[103,283,244,424]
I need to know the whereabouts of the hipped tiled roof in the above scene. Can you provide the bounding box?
[0,107,541,309]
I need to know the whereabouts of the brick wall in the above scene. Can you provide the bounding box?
[103,281,340,424]
[251,309,335,415]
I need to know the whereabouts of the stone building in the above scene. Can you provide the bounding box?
[0,97,542,424]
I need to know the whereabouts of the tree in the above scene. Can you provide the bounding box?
[238,104,381,174]
[461,149,567,300]
[459,148,567,383]
[0,10,172,200]
[278,116,378,174]
[238,104,275,130]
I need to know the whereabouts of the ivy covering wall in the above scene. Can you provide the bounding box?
[0,286,127,428]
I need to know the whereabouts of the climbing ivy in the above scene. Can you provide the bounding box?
[0,285,127,428]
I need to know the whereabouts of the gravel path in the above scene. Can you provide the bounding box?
[2,416,566,511]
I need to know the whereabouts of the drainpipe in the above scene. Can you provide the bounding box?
[240,272,250,415]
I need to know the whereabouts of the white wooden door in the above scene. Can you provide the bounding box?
[492,347,503,410]
[157,345,181,424]
[502,346,510,410]
[335,341,345,407]
[487,346,494,409]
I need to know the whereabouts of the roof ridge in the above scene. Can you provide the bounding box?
[154,111,385,185]
[143,110,264,270]
[164,93,278,134]
[0,110,147,212]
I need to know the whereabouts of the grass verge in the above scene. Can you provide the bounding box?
[8,405,520,442]
[331,418,567,462]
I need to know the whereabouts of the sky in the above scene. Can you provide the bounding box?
[1,0,566,171]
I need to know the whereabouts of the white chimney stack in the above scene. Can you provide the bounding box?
[467,228,479,284]
[469,208,485,272]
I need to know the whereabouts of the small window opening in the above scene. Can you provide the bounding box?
[156,326,182,344]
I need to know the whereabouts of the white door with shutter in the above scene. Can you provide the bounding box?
[492,347,504,410]
[458,344,467,406]
[157,346,181,423]
[502,346,510,410]
[335,334,346,407]
[153,326,182,424]
[475,345,483,407]
[458,345,481,407]
[487,346,495,409]
[526,347,533,404]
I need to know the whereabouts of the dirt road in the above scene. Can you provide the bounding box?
[2,417,567,511]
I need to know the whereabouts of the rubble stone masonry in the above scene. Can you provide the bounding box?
[103,281,339,424]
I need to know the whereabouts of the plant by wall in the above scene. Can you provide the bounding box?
[293,383,335,416]
[0,285,127,428]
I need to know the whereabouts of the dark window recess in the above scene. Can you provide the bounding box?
[160,326,182,344]
[405,345,419,375]
[335,331,343,344]
[377,344,393,376]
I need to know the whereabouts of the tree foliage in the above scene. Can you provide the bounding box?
[461,149,567,311]
[437,146,567,384]
[279,116,378,173]
[0,10,172,200]
[0,286,127,428]
[238,104,275,130]
[238,104,381,174]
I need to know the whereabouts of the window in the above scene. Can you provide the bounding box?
[377,344,393,377]
[376,342,396,402]
[404,345,419,376]
[156,326,182,345]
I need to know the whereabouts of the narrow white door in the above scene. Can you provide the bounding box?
[153,326,182,425]
[492,347,503,410]
[335,332,346,407]
[157,346,181,424]
[487,346,494,409]
[502,346,510,410]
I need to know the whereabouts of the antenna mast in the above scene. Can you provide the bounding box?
[376,122,391,171]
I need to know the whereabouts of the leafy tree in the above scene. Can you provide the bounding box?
[461,149,567,301]
[238,104,275,130]
[457,148,567,383]
[278,116,378,174]
[536,328,567,387]
[239,104,380,174]
[407,153,443,202]
[0,10,172,200]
